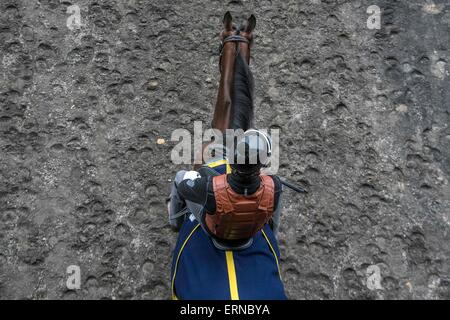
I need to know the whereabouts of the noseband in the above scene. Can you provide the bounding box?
[218,30,250,72]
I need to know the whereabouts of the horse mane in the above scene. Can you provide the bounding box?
[231,53,254,130]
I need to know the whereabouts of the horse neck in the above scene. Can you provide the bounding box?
[212,42,237,132]
[212,42,251,133]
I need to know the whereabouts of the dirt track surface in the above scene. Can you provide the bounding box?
[0,0,449,299]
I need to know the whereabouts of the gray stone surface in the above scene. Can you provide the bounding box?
[0,0,449,299]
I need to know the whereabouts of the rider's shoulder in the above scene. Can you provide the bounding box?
[182,170,201,181]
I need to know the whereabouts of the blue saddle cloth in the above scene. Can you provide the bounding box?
[170,217,287,300]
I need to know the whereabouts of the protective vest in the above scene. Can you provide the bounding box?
[205,175,275,240]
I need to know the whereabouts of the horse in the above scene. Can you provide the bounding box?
[170,12,287,300]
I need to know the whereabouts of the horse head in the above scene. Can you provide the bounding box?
[219,11,256,69]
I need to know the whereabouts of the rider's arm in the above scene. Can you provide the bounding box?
[177,170,216,212]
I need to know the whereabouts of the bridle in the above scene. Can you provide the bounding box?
[218,26,250,72]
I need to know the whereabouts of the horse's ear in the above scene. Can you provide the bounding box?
[223,11,233,31]
[245,14,256,33]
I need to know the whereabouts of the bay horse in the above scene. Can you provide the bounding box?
[193,11,256,169]
[213,10,255,132]
[170,12,287,300]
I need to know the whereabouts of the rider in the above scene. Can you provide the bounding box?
[168,129,283,250]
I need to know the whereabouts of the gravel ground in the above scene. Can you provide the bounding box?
[0,0,449,299]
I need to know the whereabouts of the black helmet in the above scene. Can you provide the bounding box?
[229,129,272,177]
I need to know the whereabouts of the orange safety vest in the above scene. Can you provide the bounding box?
[205,175,275,240]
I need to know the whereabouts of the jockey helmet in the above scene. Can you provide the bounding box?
[230,129,272,177]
